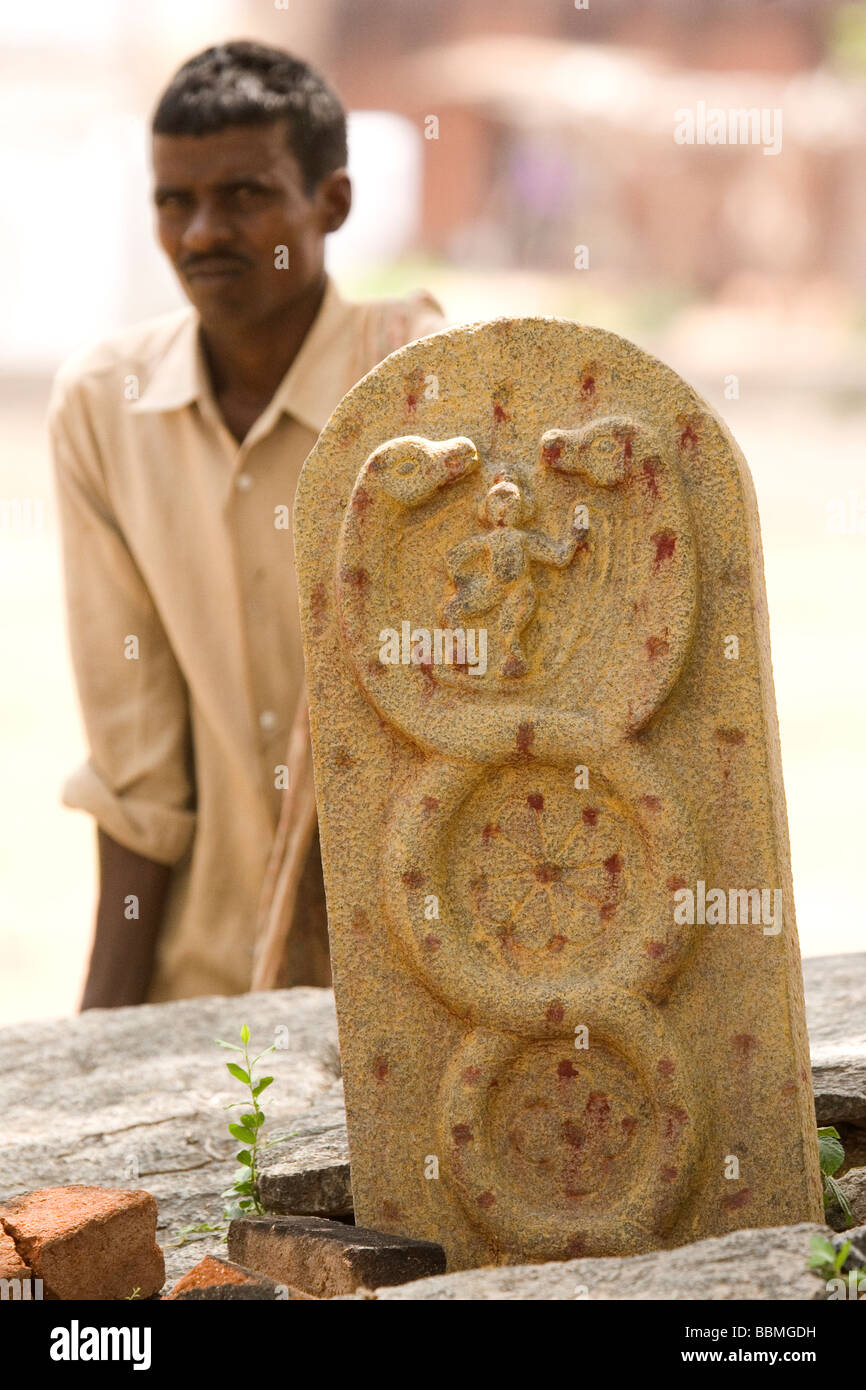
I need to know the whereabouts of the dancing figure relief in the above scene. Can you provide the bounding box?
[443,478,588,678]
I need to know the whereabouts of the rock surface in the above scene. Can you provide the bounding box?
[0,951,862,1297]
[0,989,340,1287]
[343,1222,866,1301]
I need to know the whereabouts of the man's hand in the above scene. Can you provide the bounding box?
[79,830,172,1009]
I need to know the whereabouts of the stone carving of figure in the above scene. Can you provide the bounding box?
[443,478,588,678]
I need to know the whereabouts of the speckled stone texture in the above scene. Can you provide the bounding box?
[295,317,823,1269]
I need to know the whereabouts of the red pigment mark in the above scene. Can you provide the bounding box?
[582,806,599,826]
[623,435,633,463]
[373,1058,389,1081]
[493,402,509,423]
[667,875,686,892]
[350,908,370,933]
[481,822,500,843]
[546,1001,564,1024]
[516,721,535,756]
[335,747,354,769]
[340,565,369,591]
[581,375,596,398]
[621,1116,637,1139]
[640,459,660,500]
[721,1188,751,1212]
[421,795,439,813]
[645,633,670,660]
[543,438,564,467]
[781,1081,797,1096]
[664,1107,689,1139]
[557,1059,577,1079]
[651,530,677,568]
[461,1066,482,1085]
[657,1058,675,1078]
[600,902,617,922]
[680,422,698,451]
[423,934,441,952]
[604,853,622,878]
[534,861,561,884]
[451,1124,473,1146]
[639,795,661,812]
[565,1235,587,1258]
[716,727,746,746]
[406,393,417,410]
[585,1091,610,1125]
[661,1166,679,1183]
[402,869,425,889]
[527,792,544,812]
[562,1121,585,1150]
[547,934,568,952]
[502,654,525,678]
[732,1033,758,1060]
[476,1191,495,1210]
[645,939,666,959]
[381,1200,402,1222]
[310,582,327,635]
[351,486,373,516]
[367,659,382,678]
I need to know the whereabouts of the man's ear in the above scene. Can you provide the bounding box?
[316,169,351,234]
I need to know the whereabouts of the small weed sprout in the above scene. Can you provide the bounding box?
[216,1023,275,1219]
[818,1125,853,1226]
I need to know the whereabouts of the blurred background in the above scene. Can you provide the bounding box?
[1,0,864,1023]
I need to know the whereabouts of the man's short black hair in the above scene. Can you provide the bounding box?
[152,40,348,194]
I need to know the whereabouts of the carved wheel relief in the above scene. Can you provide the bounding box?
[336,415,704,1258]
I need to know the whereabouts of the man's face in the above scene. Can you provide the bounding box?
[152,121,350,326]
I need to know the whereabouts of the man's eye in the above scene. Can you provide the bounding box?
[230,186,266,206]
[156,194,189,212]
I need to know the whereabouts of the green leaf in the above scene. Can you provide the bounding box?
[824,1174,854,1225]
[240,1023,250,1045]
[808,1234,837,1270]
[229,1122,256,1144]
[215,1039,243,1052]
[252,1076,274,1098]
[233,1180,253,1196]
[818,1127,845,1177]
[223,1203,246,1222]
[226,1063,250,1085]
[241,1112,257,1128]
[238,1198,253,1211]
[236,1149,252,1166]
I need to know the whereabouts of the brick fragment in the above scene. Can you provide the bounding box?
[0,1186,164,1301]
[167,1253,313,1301]
[228,1214,446,1298]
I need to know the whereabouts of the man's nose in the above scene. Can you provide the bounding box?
[181,200,234,253]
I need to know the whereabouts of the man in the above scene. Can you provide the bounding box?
[50,41,445,1007]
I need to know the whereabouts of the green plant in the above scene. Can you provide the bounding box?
[169,1220,227,1248]
[809,1234,863,1280]
[216,1023,275,1219]
[818,1125,853,1226]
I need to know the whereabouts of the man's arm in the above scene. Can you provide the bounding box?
[49,371,197,1009]
[80,830,172,1009]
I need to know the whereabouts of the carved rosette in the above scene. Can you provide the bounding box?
[335,415,705,1258]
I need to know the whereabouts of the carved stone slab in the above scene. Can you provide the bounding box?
[294,318,822,1268]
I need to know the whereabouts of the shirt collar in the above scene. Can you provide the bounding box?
[129,276,359,437]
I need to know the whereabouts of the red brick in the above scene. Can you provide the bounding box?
[167,1254,314,1301]
[0,1186,164,1301]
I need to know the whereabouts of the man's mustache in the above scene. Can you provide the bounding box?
[180,253,253,273]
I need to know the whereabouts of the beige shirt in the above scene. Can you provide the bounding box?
[49,276,445,1001]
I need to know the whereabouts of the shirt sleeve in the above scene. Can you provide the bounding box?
[49,372,196,866]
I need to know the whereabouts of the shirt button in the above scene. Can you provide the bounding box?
[235,472,254,492]
[258,709,279,733]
